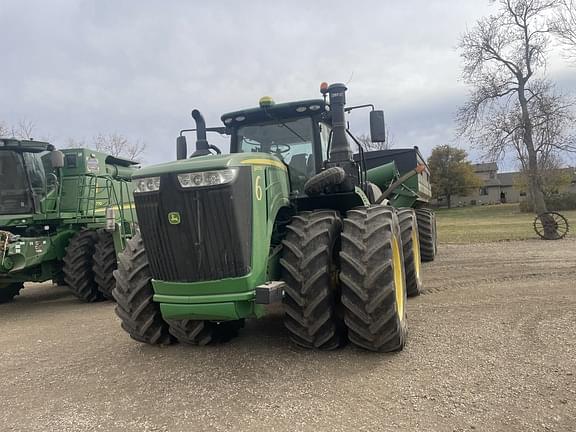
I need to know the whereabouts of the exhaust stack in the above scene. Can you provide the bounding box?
[191,109,211,157]
[322,83,358,191]
[327,83,353,163]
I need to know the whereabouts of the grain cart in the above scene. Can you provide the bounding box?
[0,138,138,303]
[357,148,437,262]
[114,83,430,352]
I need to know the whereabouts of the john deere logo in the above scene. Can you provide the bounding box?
[168,212,181,225]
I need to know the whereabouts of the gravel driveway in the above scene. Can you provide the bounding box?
[0,239,574,431]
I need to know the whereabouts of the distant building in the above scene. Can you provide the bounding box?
[434,163,576,207]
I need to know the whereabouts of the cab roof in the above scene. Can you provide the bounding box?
[221,99,329,128]
[0,138,54,153]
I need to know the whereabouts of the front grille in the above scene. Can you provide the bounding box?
[135,167,252,282]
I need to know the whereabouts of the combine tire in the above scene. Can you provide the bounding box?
[415,208,437,262]
[397,209,423,297]
[93,231,117,299]
[280,210,344,350]
[0,283,23,303]
[113,233,173,345]
[166,319,245,345]
[63,230,104,302]
[340,205,407,352]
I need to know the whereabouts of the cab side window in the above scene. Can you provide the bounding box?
[23,152,47,194]
[41,152,57,191]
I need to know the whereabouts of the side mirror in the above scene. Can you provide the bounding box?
[176,135,188,160]
[50,150,65,169]
[370,110,386,143]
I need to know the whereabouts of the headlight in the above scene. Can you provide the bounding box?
[177,168,238,188]
[134,176,161,193]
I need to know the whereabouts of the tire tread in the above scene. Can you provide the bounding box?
[63,230,104,302]
[112,234,173,345]
[340,205,407,352]
[280,210,344,350]
[415,208,437,262]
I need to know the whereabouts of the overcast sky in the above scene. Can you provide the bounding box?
[1,0,574,169]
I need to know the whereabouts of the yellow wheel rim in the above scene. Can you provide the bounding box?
[412,224,422,284]
[391,235,405,321]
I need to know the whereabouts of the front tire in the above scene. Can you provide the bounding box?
[112,233,173,345]
[166,319,245,345]
[397,209,423,297]
[280,210,344,350]
[0,283,23,303]
[63,230,104,302]
[340,205,407,352]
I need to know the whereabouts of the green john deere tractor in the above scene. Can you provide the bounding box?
[114,83,436,352]
[0,139,138,303]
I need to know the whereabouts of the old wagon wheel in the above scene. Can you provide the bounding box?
[533,212,569,240]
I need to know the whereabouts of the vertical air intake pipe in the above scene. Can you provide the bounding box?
[191,109,211,157]
[327,83,353,163]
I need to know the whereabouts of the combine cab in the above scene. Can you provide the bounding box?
[114,83,437,352]
[0,139,138,303]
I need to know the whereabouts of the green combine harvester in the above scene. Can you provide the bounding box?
[114,83,437,352]
[0,138,138,303]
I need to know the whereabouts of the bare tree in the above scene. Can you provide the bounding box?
[355,128,394,152]
[456,0,570,215]
[470,80,575,166]
[553,0,576,59]
[92,133,146,162]
[356,134,387,151]
[0,121,9,137]
[65,137,87,148]
[10,119,36,140]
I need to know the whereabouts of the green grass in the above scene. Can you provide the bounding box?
[436,203,576,243]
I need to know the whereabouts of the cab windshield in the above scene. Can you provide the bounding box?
[0,150,49,214]
[236,117,316,192]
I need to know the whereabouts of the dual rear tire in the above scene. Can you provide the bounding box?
[62,230,118,302]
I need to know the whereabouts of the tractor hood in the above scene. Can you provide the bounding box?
[133,152,287,179]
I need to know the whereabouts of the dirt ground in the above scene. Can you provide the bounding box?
[0,239,575,432]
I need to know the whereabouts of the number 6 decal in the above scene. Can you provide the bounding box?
[255,175,263,201]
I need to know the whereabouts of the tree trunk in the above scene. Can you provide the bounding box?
[527,152,548,213]
[447,194,452,209]
[518,83,556,239]
[517,83,548,215]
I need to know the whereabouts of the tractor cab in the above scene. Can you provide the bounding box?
[0,139,56,215]
[223,98,330,195]
[221,86,389,211]
[174,84,387,201]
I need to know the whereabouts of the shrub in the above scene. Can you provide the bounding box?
[519,192,576,212]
